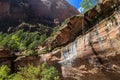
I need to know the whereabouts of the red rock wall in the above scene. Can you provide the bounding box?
[0,0,79,24]
[47,0,120,49]
[0,1,10,18]
[60,11,120,80]
[27,0,79,21]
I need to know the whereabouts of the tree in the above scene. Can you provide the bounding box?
[41,63,59,80]
[80,0,98,13]
[0,29,49,55]
[0,63,60,80]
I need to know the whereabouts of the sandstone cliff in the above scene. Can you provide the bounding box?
[0,0,79,32]
[45,0,120,80]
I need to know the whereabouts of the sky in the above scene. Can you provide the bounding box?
[66,0,84,13]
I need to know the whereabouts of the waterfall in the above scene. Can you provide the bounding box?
[41,54,46,62]
[118,9,120,26]
[59,14,87,67]
[59,41,77,67]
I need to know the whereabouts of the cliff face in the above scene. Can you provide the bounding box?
[27,0,78,21]
[0,0,10,18]
[45,0,120,80]
[46,0,120,49]
[0,0,79,32]
[60,11,120,80]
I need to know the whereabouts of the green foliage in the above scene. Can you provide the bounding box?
[0,63,60,80]
[37,49,47,55]
[51,26,59,36]
[8,73,22,80]
[80,0,98,13]
[41,63,59,80]
[61,18,70,26]
[40,34,47,44]
[28,40,39,50]
[0,65,10,80]
[0,30,48,55]
[25,49,36,56]
[15,64,41,80]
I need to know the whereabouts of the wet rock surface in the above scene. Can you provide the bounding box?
[60,11,120,79]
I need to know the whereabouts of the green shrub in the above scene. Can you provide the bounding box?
[40,34,47,44]
[51,26,59,36]
[0,30,48,55]
[61,18,70,27]
[25,49,35,56]
[41,63,59,80]
[28,40,39,50]
[8,74,22,80]
[0,65,10,80]
[37,49,47,55]
[0,63,60,80]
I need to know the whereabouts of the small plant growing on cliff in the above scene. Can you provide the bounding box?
[51,26,59,36]
[25,49,35,56]
[37,49,47,55]
[61,18,70,26]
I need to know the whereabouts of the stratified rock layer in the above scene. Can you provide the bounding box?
[0,0,79,32]
[47,0,120,49]
[60,11,120,80]
[45,0,120,80]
